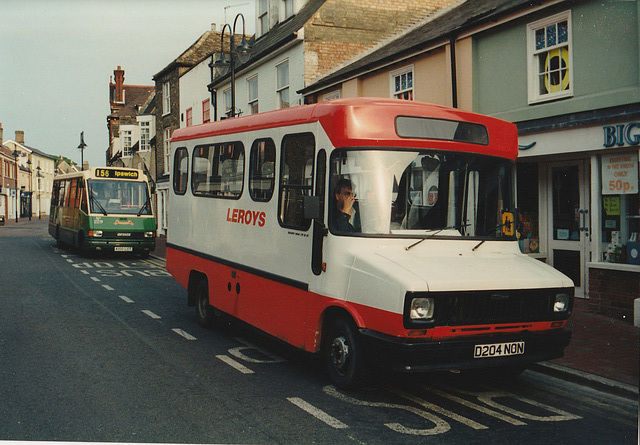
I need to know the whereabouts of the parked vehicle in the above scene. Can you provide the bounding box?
[166,98,573,388]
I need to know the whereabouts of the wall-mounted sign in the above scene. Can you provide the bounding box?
[603,122,640,147]
[601,152,638,195]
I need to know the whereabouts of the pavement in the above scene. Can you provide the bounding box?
[6,219,637,398]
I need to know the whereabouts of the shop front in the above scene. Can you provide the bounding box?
[517,118,640,321]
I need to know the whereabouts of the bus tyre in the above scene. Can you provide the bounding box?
[324,317,363,389]
[195,280,216,329]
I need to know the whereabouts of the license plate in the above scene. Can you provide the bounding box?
[114,247,133,252]
[474,341,524,359]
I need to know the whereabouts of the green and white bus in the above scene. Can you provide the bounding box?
[49,167,156,257]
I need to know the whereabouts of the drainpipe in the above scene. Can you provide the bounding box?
[450,35,458,109]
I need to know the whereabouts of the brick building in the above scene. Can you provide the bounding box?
[152,26,240,236]
[106,66,155,170]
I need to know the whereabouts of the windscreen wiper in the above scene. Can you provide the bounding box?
[89,194,108,215]
[405,225,465,251]
[137,198,151,216]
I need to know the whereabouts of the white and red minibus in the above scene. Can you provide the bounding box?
[166,98,573,388]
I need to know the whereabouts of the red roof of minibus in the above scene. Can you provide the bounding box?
[170,98,518,161]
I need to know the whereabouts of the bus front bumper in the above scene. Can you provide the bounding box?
[360,328,572,373]
[85,238,156,253]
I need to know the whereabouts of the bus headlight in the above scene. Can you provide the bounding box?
[88,230,103,237]
[144,231,155,238]
[554,293,570,312]
[410,297,434,320]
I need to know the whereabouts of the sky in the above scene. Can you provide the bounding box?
[0,0,256,168]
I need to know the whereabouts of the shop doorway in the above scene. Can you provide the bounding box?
[547,161,590,297]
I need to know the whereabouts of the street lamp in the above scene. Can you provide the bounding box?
[26,158,32,221]
[212,13,252,118]
[36,165,43,220]
[12,149,19,223]
[78,131,86,170]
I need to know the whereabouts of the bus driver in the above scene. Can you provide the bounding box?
[333,178,359,233]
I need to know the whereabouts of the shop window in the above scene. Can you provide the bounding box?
[527,11,573,104]
[249,138,276,202]
[191,142,244,199]
[516,162,540,253]
[600,152,639,264]
[278,133,314,230]
[173,147,189,195]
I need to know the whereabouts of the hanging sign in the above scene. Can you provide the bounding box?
[601,152,638,195]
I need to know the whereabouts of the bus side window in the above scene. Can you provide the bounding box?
[192,142,244,198]
[59,180,67,207]
[173,147,189,195]
[249,138,276,202]
[278,133,315,230]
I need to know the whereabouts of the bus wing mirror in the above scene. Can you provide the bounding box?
[303,195,321,220]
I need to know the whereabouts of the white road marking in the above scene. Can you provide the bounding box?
[172,328,197,340]
[425,387,526,426]
[102,284,114,291]
[287,397,348,429]
[66,259,73,263]
[90,276,100,282]
[216,355,254,374]
[324,385,450,435]
[80,270,90,275]
[392,389,488,430]
[142,310,161,319]
[118,295,134,303]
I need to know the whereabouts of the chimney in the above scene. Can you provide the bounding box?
[15,130,24,144]
[211,23,216,31]
[0,122,3,146]
[114,66,125,103]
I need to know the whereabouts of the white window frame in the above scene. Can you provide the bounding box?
[122,130,132,157]
[283,0,294,19]
[390,65,414,100]
[140,121,151,152]
[164,127,171,175]
[323,90,341,101]
[527,11,573,104]
[223,88,233,117]
[163,81,171,115]
[259,0,269,35]
[248,75,259,114]
[276,60,290,109]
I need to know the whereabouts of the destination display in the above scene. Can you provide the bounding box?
[95,168,139,179]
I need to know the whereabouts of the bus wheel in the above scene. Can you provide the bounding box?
[195,280,216,329]
[324,317,363,389]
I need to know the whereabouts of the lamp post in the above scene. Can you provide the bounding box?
[26,158,32,221]
[212,13,252,119]
[12,149,19,223]
[78,131,86,170]
[36,165,43,220]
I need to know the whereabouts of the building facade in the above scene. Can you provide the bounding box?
[107,66,155,171]
[2,129,56,220]
[300,0,640,320]
[152,27,234,237]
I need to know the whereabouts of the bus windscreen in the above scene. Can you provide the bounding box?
[87,179,151,215]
